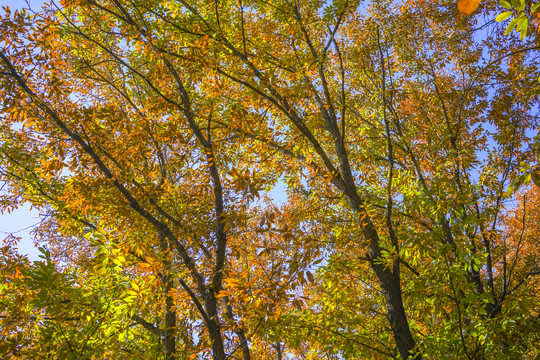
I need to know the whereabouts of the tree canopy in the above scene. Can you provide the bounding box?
[1,0,540,358]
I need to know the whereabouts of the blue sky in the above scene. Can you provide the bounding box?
[1,0,46,10]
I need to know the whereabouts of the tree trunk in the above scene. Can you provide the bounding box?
[363,218,418,359]
[345,187,418,359]
[163,278,176,360]
[205,292,227,360]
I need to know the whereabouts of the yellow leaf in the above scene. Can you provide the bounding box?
[458,0,480,14]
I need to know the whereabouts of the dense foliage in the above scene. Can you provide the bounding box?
[1,0,540,358]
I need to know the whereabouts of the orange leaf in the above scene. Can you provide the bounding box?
[458,0,480,14]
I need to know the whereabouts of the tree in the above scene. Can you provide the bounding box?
[1,0,540,358]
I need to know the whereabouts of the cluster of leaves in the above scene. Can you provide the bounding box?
[0,242,146,359]
[1,0,540,359]
[496,0,538,39]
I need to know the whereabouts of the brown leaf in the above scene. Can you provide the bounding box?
[306,271,314,283]
[531,171,540,188]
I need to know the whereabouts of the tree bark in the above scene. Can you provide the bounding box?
[163,277,176,360]
[364,220,418,359]
[349,195,418,359]
[204,292,227,360]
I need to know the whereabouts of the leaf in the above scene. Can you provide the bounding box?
[458,0,481,14]
[112,258,122,266]
[521,161,532,171]
[306,271,315,283]
[505,17,520,35]
[496,11,513,21]
[520,17,529,39]
[499,0,512,8]
[531,171,540,187]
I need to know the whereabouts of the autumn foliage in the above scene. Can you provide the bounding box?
[1,0,540,359]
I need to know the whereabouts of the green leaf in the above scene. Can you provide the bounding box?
[516,15,526,30]
[531,171,540,187]
[532,2,540,12]
[496,11,513,21]
[500,0,512,8]
[520,161,531,171]
[522,173,532,184]
[520,17,529,39]
[506,17,519,35]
